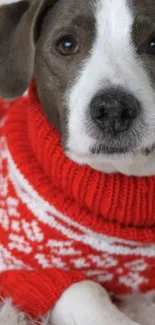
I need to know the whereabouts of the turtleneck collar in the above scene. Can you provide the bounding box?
[5,81,155,242]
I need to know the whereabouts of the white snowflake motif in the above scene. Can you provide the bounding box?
[22,220,44,242]
[0,174,8,197]
[0,196,20,231]
[0,244,30,272]
[35,253,67,269]
[118,258,148,291]
[8,234,32,254]
[89,253,118,268]
[84,254,118,284]
[35,240,82,269]
[47,239,81,256]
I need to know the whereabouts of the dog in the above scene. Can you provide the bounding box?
[1,0,155,177]
[1,0,155,324]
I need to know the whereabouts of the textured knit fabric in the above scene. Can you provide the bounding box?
[1,82,155,317]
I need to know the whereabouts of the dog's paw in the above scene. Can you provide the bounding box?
[50,280,141,325]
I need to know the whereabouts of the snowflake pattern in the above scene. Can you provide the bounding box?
[0,135,155,294]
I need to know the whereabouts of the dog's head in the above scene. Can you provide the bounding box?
[1,0,155,175]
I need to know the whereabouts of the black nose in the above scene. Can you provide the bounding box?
[90,88,140,134]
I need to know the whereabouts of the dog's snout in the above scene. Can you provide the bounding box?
[90,88,140,134]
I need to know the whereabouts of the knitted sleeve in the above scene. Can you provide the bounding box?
[0,268,87,318]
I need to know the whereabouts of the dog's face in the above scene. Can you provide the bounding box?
[1,0,155,175]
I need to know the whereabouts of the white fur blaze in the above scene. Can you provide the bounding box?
[66,0,155,175]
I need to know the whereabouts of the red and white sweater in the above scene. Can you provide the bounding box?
[1,82,155,317]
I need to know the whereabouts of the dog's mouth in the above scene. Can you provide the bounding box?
[141,144,155,156]
[90,144,130,155]
[66,144,155,167]
[90,143,155,157]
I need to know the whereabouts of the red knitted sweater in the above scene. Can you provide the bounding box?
[1,83,155,318]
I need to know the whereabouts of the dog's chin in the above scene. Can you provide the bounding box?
[66,147,134,173]
[66,143,155,175]
[67,142,135,162]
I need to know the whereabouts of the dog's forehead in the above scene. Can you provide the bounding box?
[54,0,95,20]
[44,0,96,34]
[54,0,131,34]
[130,0,155,19]
[56,0,155,23]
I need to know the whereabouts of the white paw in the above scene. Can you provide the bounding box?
[50,280,141,325]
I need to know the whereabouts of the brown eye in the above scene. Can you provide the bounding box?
[56,36,78,55]
[148,40,155,55]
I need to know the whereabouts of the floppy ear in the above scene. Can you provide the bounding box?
[0,0,50,99]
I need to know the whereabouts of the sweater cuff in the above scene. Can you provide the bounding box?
[0,269,87,317]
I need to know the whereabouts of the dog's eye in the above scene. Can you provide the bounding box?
[148,40,155,54]
[56,36,78,55]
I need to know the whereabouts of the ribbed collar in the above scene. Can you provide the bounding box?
[5,82,155,242]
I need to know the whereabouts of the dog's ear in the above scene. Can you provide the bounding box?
[0,0,54,99]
